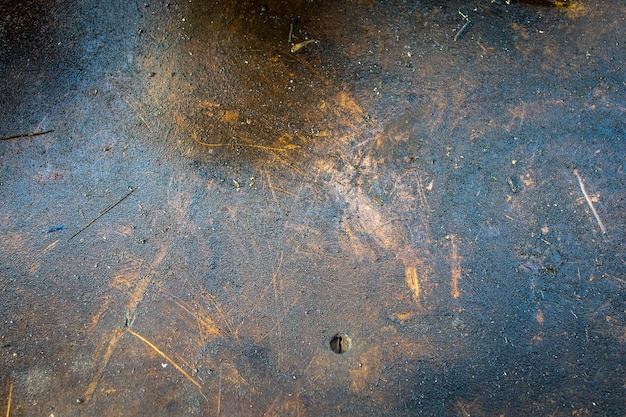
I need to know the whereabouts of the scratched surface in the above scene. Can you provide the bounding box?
[1,0,624,415]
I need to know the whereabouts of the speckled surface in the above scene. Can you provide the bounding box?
[1,0,624,415]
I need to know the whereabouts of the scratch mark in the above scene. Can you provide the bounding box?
[273,185,300,198]
[5,380,12,417]
[300,345,321,378]
[405,265,421,304]
[262,394,283,417]
[28,238,61,274]
[449,234,462,299]
[217,365,222,417]
[338,91,365,117]
[256,294,301,344]
[192,133,299,152]
[83,328,126,402]
[122,96,151,130]
[83,245,168,403]
[127,329,204,393]
[41,239,60,254]
[272,251,284,368]
[276,154,313,180]
[241,252,284,331]
[264,170,280,206]
[174,299,223,340]
[204,291,236,339]
[415,173,431,212]
[573,168,607,234]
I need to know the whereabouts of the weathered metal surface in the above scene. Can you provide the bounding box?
[1,0,624,415]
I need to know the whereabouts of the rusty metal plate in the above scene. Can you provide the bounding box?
[1,0,624,415]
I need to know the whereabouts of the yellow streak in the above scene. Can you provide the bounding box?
[449,235,462,299]
[272,185,299,198]
[127,329,202,390]
[84,246,169,403]
[405,266,421,301]
[204,292,236,338]
[339,91,364,116]
[5,381,12,417]
[192,133,299,152]
[41,239,59,254]
[174,299,222,339]
[245,143,300,152]
[83,329,125,401]
[122,97,150,130]
[192,133,224,147]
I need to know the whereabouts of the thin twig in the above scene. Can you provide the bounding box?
[573,168,606,234]
[0,129,54,141]
[68,187,137,241]
[454,20,472,42]
[454,9,472,42]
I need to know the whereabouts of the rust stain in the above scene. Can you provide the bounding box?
[530,332,544,344]
[112,225,135,237]
[349,345,381,392]
[338,91,365,117]
[219,109,239,124]
[389,311,414,323]
[558,1,588,20]
[198,100,221,113]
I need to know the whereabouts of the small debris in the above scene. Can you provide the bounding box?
[290,39,319,53]
[507,176,520,193]
[454,9,472,42]
[43,225,66,233]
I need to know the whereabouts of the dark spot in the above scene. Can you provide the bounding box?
[330,333,351,354]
